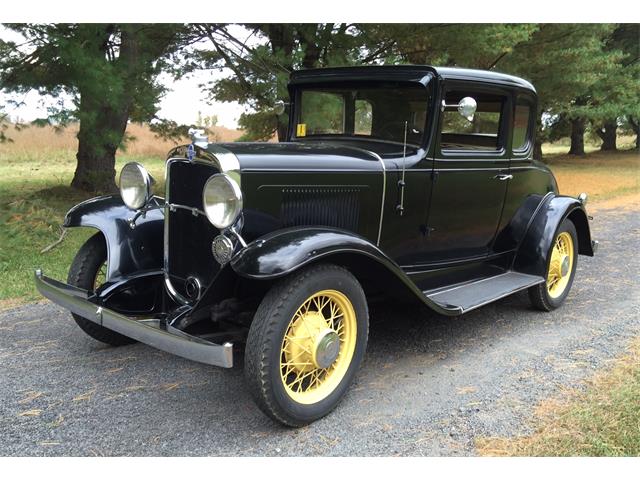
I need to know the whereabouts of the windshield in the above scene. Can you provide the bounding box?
[295,83,429,146]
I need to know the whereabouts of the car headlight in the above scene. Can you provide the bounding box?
[202,173,243,229]
[120,162,153,210]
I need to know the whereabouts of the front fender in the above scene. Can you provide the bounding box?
[64,194,164,281]
[230,227,455,316]
[513,194,594,277]
[230,227,386,279]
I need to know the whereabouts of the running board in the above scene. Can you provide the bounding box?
[424,272,545,315]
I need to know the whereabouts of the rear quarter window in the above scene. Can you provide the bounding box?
[512,99,532,151]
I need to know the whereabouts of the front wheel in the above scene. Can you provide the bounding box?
[244,264,369,427]
[528,218,578,311]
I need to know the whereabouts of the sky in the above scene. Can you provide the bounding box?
[0,26,246,129]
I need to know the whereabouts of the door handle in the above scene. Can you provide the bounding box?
[493,174,513,181]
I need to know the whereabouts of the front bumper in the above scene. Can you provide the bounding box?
[34,270,233,367]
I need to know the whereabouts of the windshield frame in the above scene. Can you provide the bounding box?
[289,80,433,148]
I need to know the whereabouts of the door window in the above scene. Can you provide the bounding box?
[440,91,506,152]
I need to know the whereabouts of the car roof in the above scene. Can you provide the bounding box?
[290,65,535,93]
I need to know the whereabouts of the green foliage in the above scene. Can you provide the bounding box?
[364,23,538,68]
[191,24,371,140]
[0,24,194,191]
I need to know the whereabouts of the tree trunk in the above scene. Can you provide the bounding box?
[71,26,139,193]
[533,140,543,161]
[568,117,586,155]
[264,24,295,142]
[71,102,128,193]
[597,121,618,151]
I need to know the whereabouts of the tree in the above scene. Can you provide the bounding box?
[364,23,538,68]
[190,24,371,141]
[586,24,640,152]
[499,24,617,159]
[0,24,192,192]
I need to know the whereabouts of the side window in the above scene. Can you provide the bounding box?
[512,97,532,151]
[300,91,345,135]
[440,91,506,152]
[354,99,372,135]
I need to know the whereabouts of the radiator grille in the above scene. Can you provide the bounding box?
[281,187,360,231]
[166,160,220,301]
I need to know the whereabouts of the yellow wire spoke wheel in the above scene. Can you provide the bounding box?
[546,231,574,298]
[279,289,357,404]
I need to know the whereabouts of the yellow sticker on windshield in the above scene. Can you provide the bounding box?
[296,124,307,137]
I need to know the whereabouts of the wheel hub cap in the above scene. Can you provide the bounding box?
[286,311,340,372]
[314,329,340,369]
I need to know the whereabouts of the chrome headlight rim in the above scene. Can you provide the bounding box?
[202,173,243,230]
[119,162,153,210]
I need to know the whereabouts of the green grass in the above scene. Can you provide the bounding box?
[0,150,166,304]
[478,339,640,456]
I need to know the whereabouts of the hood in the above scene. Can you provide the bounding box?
[208,142,384,172]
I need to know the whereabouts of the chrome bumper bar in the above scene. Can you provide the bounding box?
[34,270,233,368]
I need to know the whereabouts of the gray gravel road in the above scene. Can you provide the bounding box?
[1,207,638,456]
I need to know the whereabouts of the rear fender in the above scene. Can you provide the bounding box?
[513,194,594,277]
[230,226,454,315]
[64,194,164,282]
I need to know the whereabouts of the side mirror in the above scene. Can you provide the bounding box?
[273,100,287,116]
[441,96,478,122]
[457,97,477,122]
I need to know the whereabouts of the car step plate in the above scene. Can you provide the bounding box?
[424,272,545,314]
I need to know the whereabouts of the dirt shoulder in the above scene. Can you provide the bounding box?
[588,192,640,213]
[477,338,640,456]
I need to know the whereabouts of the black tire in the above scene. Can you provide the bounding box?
[244,263,369,427]
[67,233,136,346]
[528,218,578,311]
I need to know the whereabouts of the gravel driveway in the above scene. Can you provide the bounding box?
[1,206,638,456]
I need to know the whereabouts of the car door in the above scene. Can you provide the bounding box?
[422,82,512,264]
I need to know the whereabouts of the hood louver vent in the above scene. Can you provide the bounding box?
[281,187,361,231]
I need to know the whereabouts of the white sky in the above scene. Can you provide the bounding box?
[0,25,246,129]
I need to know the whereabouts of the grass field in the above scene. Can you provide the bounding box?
[477,338,640,456]
[0,123,638,305]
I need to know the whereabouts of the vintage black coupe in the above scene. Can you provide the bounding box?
[35,66,597,426]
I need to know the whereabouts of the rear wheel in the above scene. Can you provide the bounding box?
[67,233,136,346]
[244,264,369,427]
[528,218,578,311]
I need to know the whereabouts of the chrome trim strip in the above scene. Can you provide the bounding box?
[361,149,386,246]
[206,144,241,187]
[34,270,233,368]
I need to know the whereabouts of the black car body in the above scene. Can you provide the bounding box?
[35,65,597,426]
